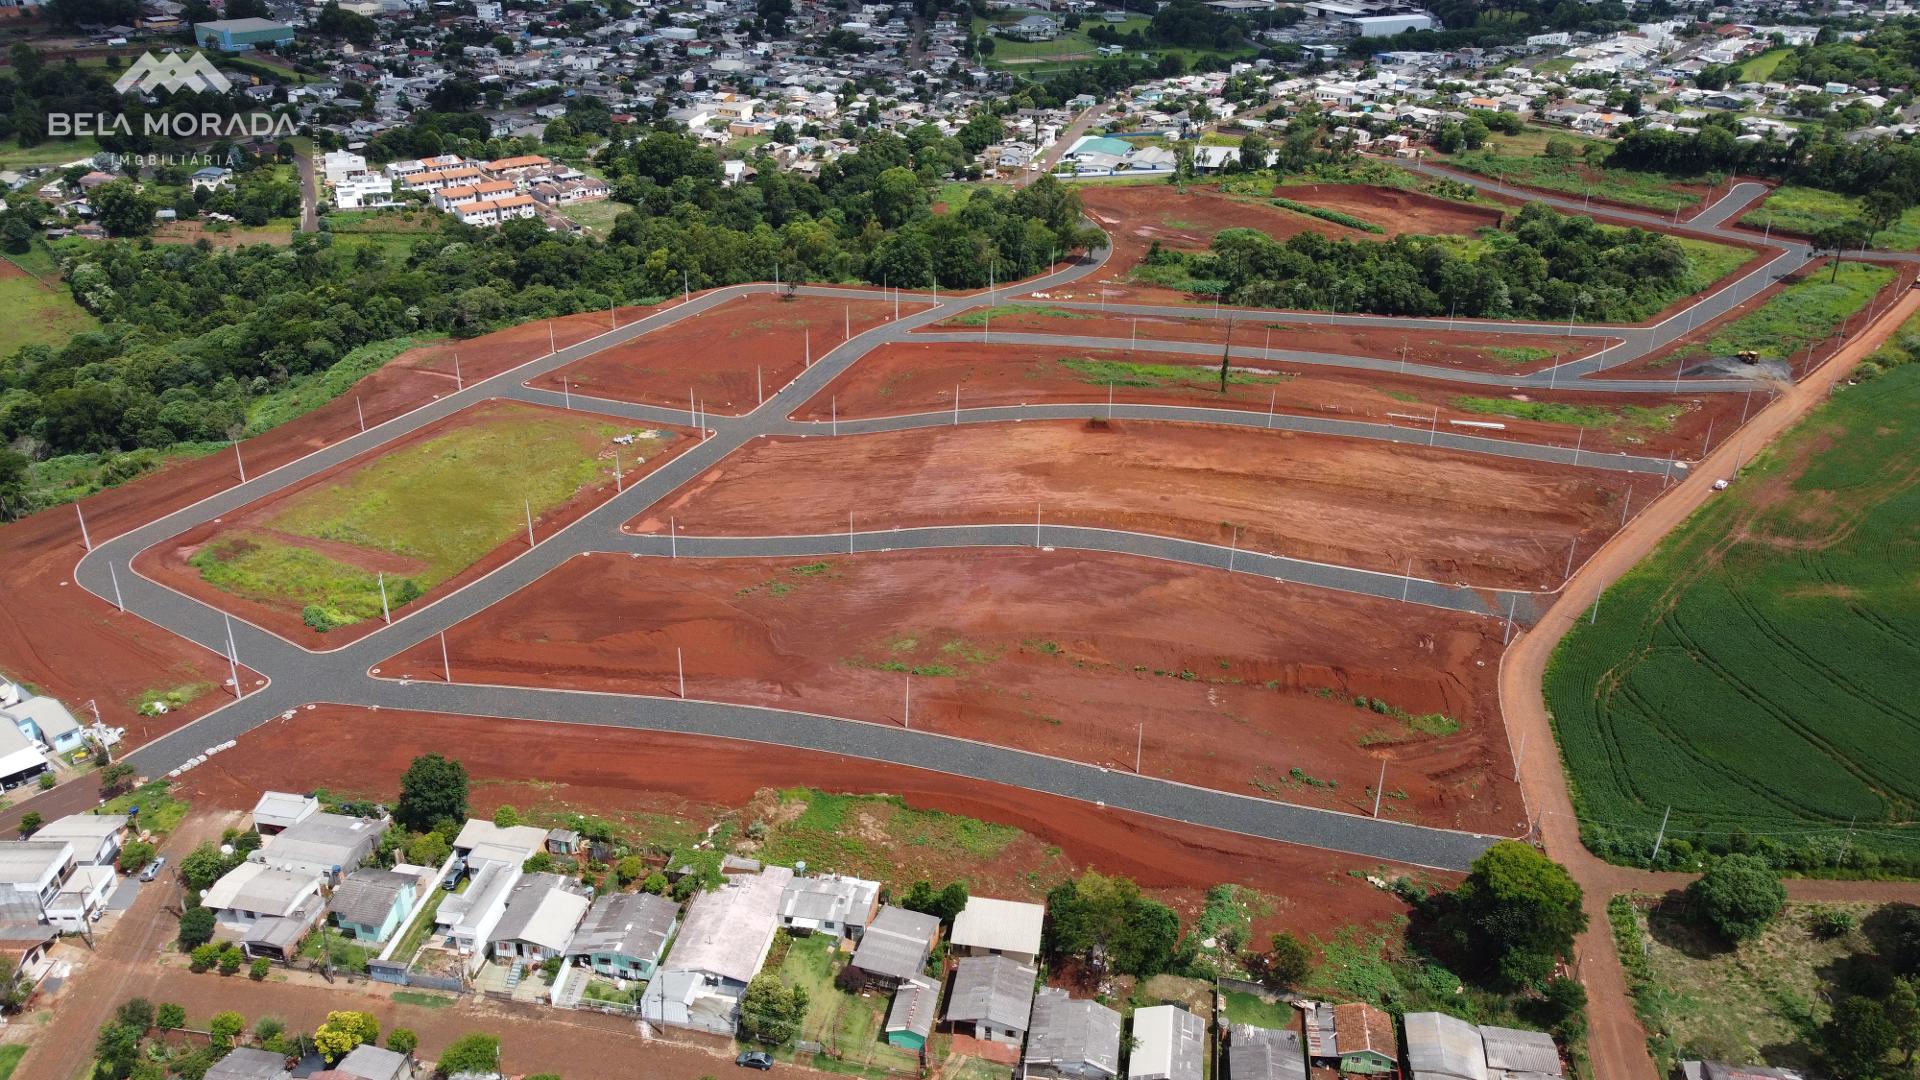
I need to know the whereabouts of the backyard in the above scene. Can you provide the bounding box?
[773,933,922,1075]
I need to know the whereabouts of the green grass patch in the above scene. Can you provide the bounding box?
[1446,151,1700,212]
[101,781,190,837]
[303,930,376,973]
[0,1044,25,1080]
[557,200,635,235]
[0,262,101,357]
[1544,362,1920,868]
[1673,236,1756,290]
[391,990,458,1009]
[1269,196,1384,234]
[1691,261,1894,362]
[1222,989,1295,1028]
[775,933,924,1071]
[1487,346,1555,366]
[20,441,227,515]
[1057,357,1290,389]
[246,336,432,434]
[1448,396,1683,431]
[755,789,1019,881]
[193,405,659,629]
[950,303,1089,326]
[1739,47,1791,82]
[0,136,103,171]
[1738,185,1920,251]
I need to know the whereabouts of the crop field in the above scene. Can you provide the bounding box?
[1544,363,1920,864]
[153,401,680,640]
[1738,185,1920,251]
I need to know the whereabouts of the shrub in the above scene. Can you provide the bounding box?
[388,1028,419,1055]
[37,772,56,790]
[156,1003,187,1029]
[178,906,216,949]
[208,1010,245,1046]
[250,957,271,980]
[302,604,347,632]
[189,943,220,972]
[219,949,243,975]
[1810,907,1859,939]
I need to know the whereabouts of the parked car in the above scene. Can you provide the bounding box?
[736,1053,774,1070]
[139,856,166,882]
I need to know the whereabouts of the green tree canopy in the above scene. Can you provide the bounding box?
[1686,853,1786,942]
[396,753,469,832]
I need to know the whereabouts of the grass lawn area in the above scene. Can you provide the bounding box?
[303,929,377,972]
[1740,47,1791,82]
[1446,149,1700,212]
[191,402,665,630]
[0,1044,25,1080]
[558,199,635,234]
[1674,235,1755,290]
[1738,184,1920,251]
[933,181,980,212]
[756,790,1020,883]
[391,885,452,967]
[1546,361,1920,864]
[1448,396,1683,432]
[1222,989,1294,1028]
[0,136,102,171]
[1611,896,1876,1073]
[723,134,771,157]
[0,265,100,357]
[101,781,191,838]
[776,935,921,1072]
[391,990,457,1009]
[1058,356,1290,389]
[1688,260,1894,362]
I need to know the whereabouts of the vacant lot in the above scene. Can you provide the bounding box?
[1687,261,1895,364]
[1546,363,1920,863]
[380,548,1523,832]
[1738,184,1920,250]
[532,293,910,414]
[0,258,100,357]
[1442,149,1704,213]
[638,420,1651,590]
[146,400,683,644]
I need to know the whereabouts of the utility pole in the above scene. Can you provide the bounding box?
[76,503,91,551]
[677,647,685,698]
[614,449,623,493]
[224,614,242,700]
[441,631,451,683]
[670,517,677,558]
[954,385,961,426]
[233,440,247,483]
[848,511,854,554]
[1372,759,1387,818]
[357,397,365,433]
[562,377,572,411]
[453,351,462,390]
[378,572,391,625]
[525,499,535,547]
[1218,314,1235,394]
[1649,805,1672,864]
[904,675,910,729]
[1135,723,1143,775]
[1503,594,1518,646]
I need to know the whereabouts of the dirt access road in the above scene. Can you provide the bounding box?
[1500,288,1920,1080]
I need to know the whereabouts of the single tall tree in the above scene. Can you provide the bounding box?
[396,753,469,832]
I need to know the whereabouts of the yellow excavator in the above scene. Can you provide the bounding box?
[1737,349,1760,364]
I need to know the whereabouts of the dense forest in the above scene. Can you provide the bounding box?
[1150,201,1704,320]
[0,127,1091,514]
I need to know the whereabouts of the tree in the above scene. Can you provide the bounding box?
[1812,219,1873,281]
[389,1028,419,1056]
[177,906,216,949]
[406,831,451,867]
[156,1003,187,1030]
[492,804,521,828]
[314,1010,381,1062]
[1044,873,1182,977]
[1262,931,1312,988]
[179,843,235,893]
[739,973,808,1045]
[396,753,469,832]
[92,181,158,238]
[218,950,243,975]
[249,956,270,980]
[1826,995,1898,1078]
[435,1033,501,1076]
[642,871,669,895]
[117,839,156,873]
[99,762,137,798]
[615,855,646,887]
[1686,853,1785,942]
[208,1010,245,1046]
[18,811,41,837]
[1447,841,1586,989]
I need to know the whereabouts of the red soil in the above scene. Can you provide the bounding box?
[1273,182,1505,236]
[0,306,656,743]
[135,399,695,650]
[529,294,919,415]
[918,306,1608,376]
[797,339,1739,458]
[171,705,1433,938]
[634,421,1653,591]
[380,548,1523,833]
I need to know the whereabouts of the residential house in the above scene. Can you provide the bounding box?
[437,859,521,973]
[1228,1023,1309,1080]
[846,905,939,990]
[778,872,880,938]
[1478,1024,1562,1079]
[452,819,549,869]
[943,953,1036,1045]
[321,150,368,185]
[44,861,116,931]
[885,974,939,1052]
[30,814,127,867]
[950,895,1045,965]
[204,1047,294,1079]
[641,865,794,1034]
[327,868,419,944]
[190,166,232,191]
[1332,1003,1397,1074]
[0,719,50,790]
[1404,1011,1488,1080]
[329,1043,411,1080]
[201,862,325,959]
[251,812,388,882]
[487,872,590,964]
[0,840,76,925]
[5,696,85,755]
[565,891,679,981]
[1024,987,1123,1080]
[1131,1005,1205,1080]
[457,194,539,227]
[1678,1064,1805,1080]
[251,791,319,834]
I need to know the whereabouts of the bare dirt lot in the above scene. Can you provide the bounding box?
[529,293,914,415]
[634,421,1653,590]
[801,340,1730,457]
[921,304,1606,375]
[379,548,1523,832]
[173,705,1433,938]
[136,399,691,649]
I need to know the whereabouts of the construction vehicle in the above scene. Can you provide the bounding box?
[1737,349,1761,364]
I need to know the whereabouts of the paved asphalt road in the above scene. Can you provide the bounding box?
[51,168,1911,871]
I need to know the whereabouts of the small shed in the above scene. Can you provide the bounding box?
[1332,1003,1397,1075]
[1478,1025,1563,1079]
[886,974,940,1052]
[546,828,580,855]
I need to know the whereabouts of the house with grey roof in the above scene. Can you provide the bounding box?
[779,872,879,939]
[944,953,1036,1045]
[565,891,679,980]
[206,1047,293,1079]
[1130,1005,1204,1080]
[1229,1023,1308,1080]
[0,840,77,925]
[1478,1024,1562,1079]
[30,813,127,867]
[251,791,319,834]
[203,862,326,960]
[487,872,590,964]
[331,1041,411,1080]
[847,905,940,990]
[1025,987,1122,1080]
[642,865,794,1034]
[4,696,84,755]
[886,974,939,1052]
[327,868,419,944]
[251,811,388,882]
[1404,1012,1489,1080]
[951,896,1046,965]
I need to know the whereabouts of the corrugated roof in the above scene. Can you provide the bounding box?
[327,869,415,928]
[566,891,678,962]
[945,953,1036,1031]
[1478,1025,1561,1077]
[886,975,940,1038]
[1229,1023,1308,1080]
[1025,987,1122,1077]
[851,906,939,980]
[951,896,1045,956]
[1404,1012,1488,1080]
[1130,1004,1204,1080]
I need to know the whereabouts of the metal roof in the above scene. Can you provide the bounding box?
[327,869,416,928]
[851,905,940,980]
[566,891,679,962]
[886,975,940,1038]
[1229,1023,1308,1080]
[1130,1005,1204,1080]
[662,866,793,984]
[1478,1025,1562,1077]
[945,954,1036,1031]
[1403,1012,1489,1080]
[951,896,1045,956]
[1025,987,1122,1077]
